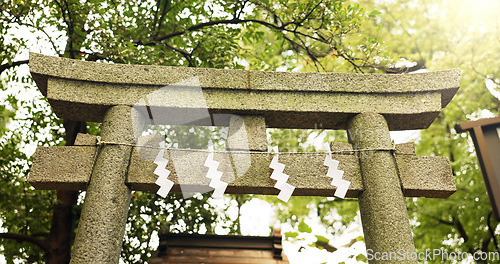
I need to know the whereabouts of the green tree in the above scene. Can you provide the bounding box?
[0,0,385,263]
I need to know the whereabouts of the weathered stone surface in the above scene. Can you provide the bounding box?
[28,146,95,190]
[44,77,443,130]
[127,148,363,197]
[330,141,354,152]
[348,113,417,263]
[29,53,247,95]
[70,106,143,264]
[227,115,267,151]
[28,144,454,199]
[74,133,98,146]
[395,142,415,154]
[249,69,459,106]
[30,53,458,100]
[397,155,455,198]
[29,52,460,130]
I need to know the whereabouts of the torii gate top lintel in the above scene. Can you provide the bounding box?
[29,52,460,130]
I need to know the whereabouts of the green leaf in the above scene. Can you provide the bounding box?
[356,254,367,262]
[369,10,382,17]
[298,220,312,233]
[284,231,299,238]
[315,235,329,243]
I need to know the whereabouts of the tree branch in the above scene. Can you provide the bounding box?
[134,18,288,45]
[281,34,321,71]
[423,214,471,246]
[0,232,49,253]
[338,52,364,73]
[417,212,454,226]
[481,236,491,254]
[453,217,469,243]
[133,11,369,71]
[296,0,324,26]
[163,43,195,67]
[235,1,249,20]
[0,60,29,75]
[152,0,161,32]
[154,0,171,37]
[18,21,61,55]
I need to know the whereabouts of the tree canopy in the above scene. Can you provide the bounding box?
[1,0,499,263]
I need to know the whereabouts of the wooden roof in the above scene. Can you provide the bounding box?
[150,229,289,264]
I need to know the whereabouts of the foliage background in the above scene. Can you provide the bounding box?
[1,0,500,263]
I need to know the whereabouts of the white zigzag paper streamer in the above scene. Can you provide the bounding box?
[323,143,350,199]
[154,141,174,198]
[269,146,295,202]
[204,151,228,199]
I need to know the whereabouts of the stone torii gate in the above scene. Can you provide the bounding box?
[28,52,459,263]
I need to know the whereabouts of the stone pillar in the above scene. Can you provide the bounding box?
[227,115,267,151]
[227,115,267,183]
[70,106,144,264]
[347,113,416,263]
